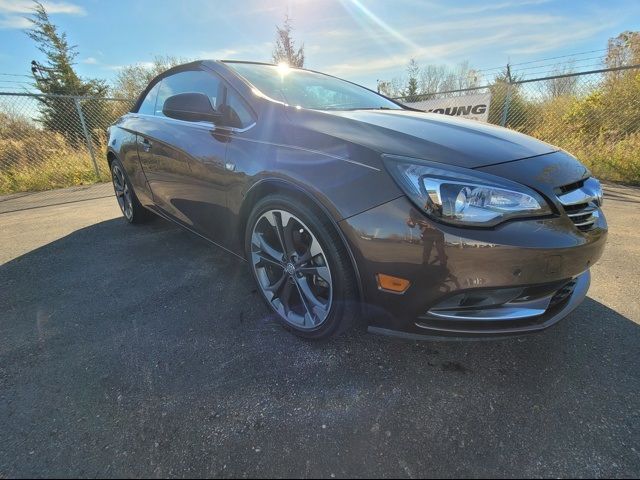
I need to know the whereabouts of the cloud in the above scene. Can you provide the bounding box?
[313,13,560,51]
[308,1,626,83]
[446,0,552,15]
[105,61,155,71]
[0,0,86,15]
[196,43,272,60]
[198,49,241,59]
[0,15,30,29]
[321,9,615,79]
[409,13,559,34]
[505,21,616,55]
[0,0,85,29]
[325,31,514,76]
[82,57,99,65]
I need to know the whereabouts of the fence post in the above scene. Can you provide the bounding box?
[500,83,512,127]
[74,97,100,179]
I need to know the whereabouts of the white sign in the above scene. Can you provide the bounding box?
[405,92,492,122]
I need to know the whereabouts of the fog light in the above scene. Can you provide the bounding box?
[377,274,411,293]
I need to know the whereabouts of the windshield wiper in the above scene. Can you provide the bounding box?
[350,106,398,110]
[319,106,400,111]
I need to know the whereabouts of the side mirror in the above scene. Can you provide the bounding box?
[162,92,222,123]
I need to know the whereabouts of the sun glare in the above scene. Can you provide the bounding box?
[341,0,421,51]
[276,62,291,77]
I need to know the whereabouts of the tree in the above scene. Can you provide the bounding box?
[419,65,447,99]
[271,15,304,67]
[384,61,482,100]
[605,31,640,69]
[377,80,391,95]
[487,68,532,129]
[379,77,405,98]
[604,31,640,85]
[539,64,578,99]
[405,77,419,102]
[25,1,110,146]
[454,61,481,91]
[112,55,188,99]
[404,58,420,102]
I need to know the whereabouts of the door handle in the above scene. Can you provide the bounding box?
[141,138,152,152]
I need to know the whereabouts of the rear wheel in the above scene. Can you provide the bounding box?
[246,194,359,339]
[110,159,151,224]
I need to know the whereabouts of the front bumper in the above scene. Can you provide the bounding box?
[339,196,607,338]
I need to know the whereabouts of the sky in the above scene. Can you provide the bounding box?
[0,0,639,91]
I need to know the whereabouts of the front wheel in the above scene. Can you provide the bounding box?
[110,159,151,224]
[245,195,359,339]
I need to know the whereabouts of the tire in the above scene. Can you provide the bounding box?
[245,194,359,339]
[110,158,152,224]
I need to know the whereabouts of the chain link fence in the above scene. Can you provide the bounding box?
[0,65,638,210]
[396,64,640,184]
[0,93,133,203]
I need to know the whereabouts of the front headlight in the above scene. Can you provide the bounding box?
[383,155,552,227]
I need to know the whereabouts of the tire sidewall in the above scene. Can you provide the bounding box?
[245,195,353,339]
[110,158,149,224]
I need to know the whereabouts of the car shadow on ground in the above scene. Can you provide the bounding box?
[1,217,639,478]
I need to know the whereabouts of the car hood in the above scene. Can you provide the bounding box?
[301,109,558,169]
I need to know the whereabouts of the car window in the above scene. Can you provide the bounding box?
[155,70,221,118]
[137,82,160,115]
[224,89,254,129]
[227,62,402,111]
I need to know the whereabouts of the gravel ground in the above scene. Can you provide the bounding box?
[0,183,639,478]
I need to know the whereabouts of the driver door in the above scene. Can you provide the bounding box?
[145,69,230,242]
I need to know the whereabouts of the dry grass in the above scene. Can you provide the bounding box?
[0,114,110,195]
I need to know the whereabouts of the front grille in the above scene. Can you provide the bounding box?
[556,177,602,232]
[563,203,599,231]
[556,179,586,195]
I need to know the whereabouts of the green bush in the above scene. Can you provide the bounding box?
[505,70,640,184]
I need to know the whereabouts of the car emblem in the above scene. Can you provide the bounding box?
[285,263,296,276]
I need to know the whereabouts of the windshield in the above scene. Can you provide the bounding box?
[226,62,403,111]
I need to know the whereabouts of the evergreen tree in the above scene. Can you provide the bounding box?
[404,59,421,102]
[271,15,305,67]
[488,67,531,128]
[26,1,110,146]
[405,77,419,102]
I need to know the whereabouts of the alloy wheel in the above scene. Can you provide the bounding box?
[111,164,133,221]
[251,209,333,329]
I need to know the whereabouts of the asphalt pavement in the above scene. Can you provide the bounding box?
[0,182,639,478]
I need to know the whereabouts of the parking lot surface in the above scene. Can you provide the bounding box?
[1,183,639,478]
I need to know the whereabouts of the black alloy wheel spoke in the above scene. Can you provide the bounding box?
[292,279,316,326]
[281,217,298,259]
[278,279,294,315]
[265,272,287,294]
[296,276,328,310]
[298,265,331,284]
[251,209,333,329]
[270,212,289,257]
[253,232,285,264]
[255,251,285,269]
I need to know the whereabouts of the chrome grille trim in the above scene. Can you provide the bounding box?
[566,207,597,218]
[556,177,602,231]
[572,210,600,227]
[557,177,602,206]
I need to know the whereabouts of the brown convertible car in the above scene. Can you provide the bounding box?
[107,60,607,340]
